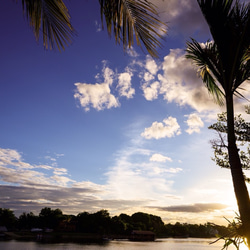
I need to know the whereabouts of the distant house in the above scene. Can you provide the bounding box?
[130,230,155,241]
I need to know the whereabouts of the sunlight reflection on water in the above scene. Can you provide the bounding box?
[0,238,248,250]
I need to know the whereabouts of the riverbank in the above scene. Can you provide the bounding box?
[3,231,107,243]
[1,231,216,244]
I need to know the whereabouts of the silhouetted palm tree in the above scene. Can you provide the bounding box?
[20,0,166,57]
[186,0,250,246]
[21,0,74,51]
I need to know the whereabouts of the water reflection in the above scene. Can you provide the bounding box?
[0,238,248,250]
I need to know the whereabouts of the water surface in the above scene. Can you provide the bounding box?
[0,238,247,250]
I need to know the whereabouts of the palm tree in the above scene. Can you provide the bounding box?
[186,0,250,246]
[20,0,74,51]
[20,0,166,57]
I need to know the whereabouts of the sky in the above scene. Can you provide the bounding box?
[0,0,250,225]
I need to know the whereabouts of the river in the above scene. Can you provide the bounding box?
[0,238,248,250]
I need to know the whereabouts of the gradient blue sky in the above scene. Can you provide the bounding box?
[0,0,250,225]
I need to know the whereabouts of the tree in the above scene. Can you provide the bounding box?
[39,207,63,229]
[186,0,250,247]
[18,212,39,230]
[0,208,17,230]
[19,0,167,57]
[209,107,250,182]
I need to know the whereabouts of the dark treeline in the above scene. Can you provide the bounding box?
[0,207,229,238]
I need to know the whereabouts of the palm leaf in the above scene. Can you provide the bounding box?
[186,39,225,105]
[21,0,75,51]
[99,0,167,57]
[197,0,250,94]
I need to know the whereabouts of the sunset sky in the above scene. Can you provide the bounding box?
[0,0,250,225]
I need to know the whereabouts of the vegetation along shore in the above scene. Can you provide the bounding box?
[0,207,230,243]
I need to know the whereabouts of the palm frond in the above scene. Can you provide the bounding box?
[198,0,250,93]
[21,0,75,51]
[186,39,225,105]
[99,0,167,58]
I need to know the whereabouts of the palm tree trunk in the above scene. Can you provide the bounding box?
[226,94,250,247]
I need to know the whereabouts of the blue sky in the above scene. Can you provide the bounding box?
[1,0,250,225]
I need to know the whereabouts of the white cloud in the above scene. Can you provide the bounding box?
[141,116,181,139]
[0,145,236,223]
[140,56,161,101]
[74,66,120,111]
[150,153,172,162]
[51,175,75,187]
[0,148,34,170]
[158,49,219,113]
[117,69,135,98]
[145,55,158,75]
[143,72,155,82]
[53,168,68,176]
[0,148,22,162]
[141,81,160,101]
[185,113,204,134]
[0,148,74,187]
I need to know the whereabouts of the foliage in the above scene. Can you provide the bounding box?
[211,214,247,250]
[186,0,250,247]
[17,212,39,230]
[39,207,63,229]
[18,0,167,57]
[0,207,230,239]
[99,0,167,57]
[20,0,75,51]
[0,208,17,230]
[209,107,250,182]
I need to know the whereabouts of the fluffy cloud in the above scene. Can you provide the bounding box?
[74,63,138,111]
[158,49,219,113]
[141,81,160,101]
[138,48,220,114]
[185,113,204,134]
[141,56,161,101]
[117,69,135,98]
[150,153,172,162]
[145,55,159,75]
[141,116,181,139]
[74,66,119,111]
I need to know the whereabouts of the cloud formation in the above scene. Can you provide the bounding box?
[117,68,135,98]
[73,46,229,114]
[74,66,119,111]
[159,49,218,113]
[141,116,181,139]
[150,153,172,163]
[155,0,209,36]
[74,63,137,111]
[185,113,204,134]
[157,203,228,213]
[0,146,182,217]
[0,148,74,187]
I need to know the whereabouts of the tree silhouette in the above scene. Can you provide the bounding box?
[19,0,167,57]
[186,0,250,247]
